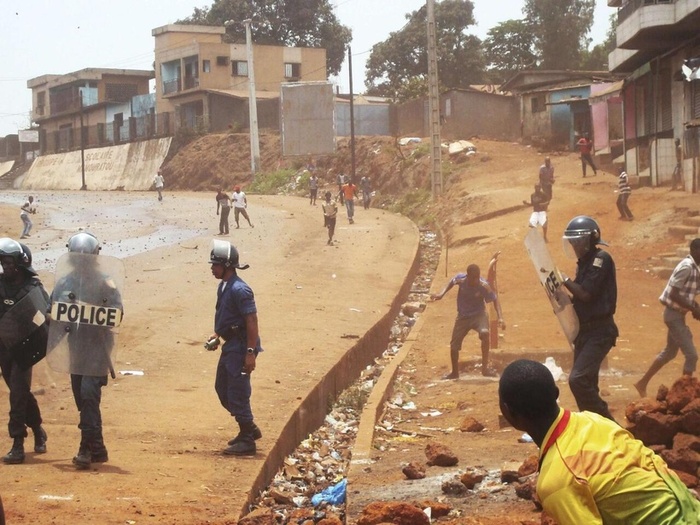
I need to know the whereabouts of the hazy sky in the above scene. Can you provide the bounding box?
[0,0,614,136]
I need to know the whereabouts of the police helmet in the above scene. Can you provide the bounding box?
[0,237,36,275]
[209,239,249,270]
[562,215,607,259]
[67,232,101,254]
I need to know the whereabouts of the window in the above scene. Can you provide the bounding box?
[203,60,211,73]
[232,61,248,77]
[106,83,138,103]
[216,56,228,67]
[284,63,301,79]
[531,95,545,113]
[36,91,46,116]
[114,113,124,127]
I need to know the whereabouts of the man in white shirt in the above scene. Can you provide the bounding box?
[153,170,164,201]
[232,186,254,229]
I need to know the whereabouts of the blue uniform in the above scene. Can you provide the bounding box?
[214,275,261,424]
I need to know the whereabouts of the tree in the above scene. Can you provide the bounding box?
[523,0,596,70]
[365,0,485,101]
[483,19,537,83]
[178,0,352,77]
[579,14,618,71]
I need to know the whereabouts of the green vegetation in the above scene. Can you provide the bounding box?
[336,384,370,413]
[389,188,436,228]
[246,168,299,195]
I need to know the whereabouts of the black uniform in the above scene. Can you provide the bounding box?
[570,247,618,420]
[0,275,49,440]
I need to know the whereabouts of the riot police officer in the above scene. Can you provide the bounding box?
[561,216,618,421]
[207,240,263,455]
[0,238,49,464]
[48,232,123,469]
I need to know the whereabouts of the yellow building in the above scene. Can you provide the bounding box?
[152,24,327,132]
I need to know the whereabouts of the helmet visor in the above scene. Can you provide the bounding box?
[562,231,591,259]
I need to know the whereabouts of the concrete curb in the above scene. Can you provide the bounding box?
[239,220,422,516]
[346,309,427,520]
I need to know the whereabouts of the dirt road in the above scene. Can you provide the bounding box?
[0,190,418,524]
[346,141,700,523]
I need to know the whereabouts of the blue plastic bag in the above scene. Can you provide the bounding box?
[311,478,347,506]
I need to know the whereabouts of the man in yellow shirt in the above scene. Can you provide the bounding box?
[499,359,700,524]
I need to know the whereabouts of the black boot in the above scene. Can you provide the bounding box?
[33,426,47,454]
[90,437,109,463]
[223,423,257,456]
[227,421,262,446]
[73,439,91,470]
[3,437,25,464]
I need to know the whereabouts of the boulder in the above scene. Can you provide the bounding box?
[625,399,666,424]
[661,448,700,476]
[501,461,523,483]
[459,416,485,433]
[666,376,700,414]
[629,412,681,447]
[518,455,539,478]
[425,442,458,467]
[460,468,486,489]
[238,507,275,525]
[402,462,426,480]
[673,470,699,489]
[416,500,452,519]
[357,502,429,525]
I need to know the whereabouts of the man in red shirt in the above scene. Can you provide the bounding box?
[576,134,597,178]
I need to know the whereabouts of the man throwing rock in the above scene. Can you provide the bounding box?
[431,264,504,379]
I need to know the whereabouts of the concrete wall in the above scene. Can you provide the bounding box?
[396,98,427,137]
[335,103,393,136]
[17,137,171,191]
[441,91,519,141]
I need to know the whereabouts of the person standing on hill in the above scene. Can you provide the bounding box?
[341,179,358,224]
[616,166,633,221]
[523,183,550,242]
[153,169,165,201]
[232,186,254,229]
[216,189,232,235]
[431,263,504,379]
[538,157,555,200]
[576,134,598,178]
[309,173,319,206]
[321,191,338,245]
[19,196,36,239]
[634,238,700,398]
[360,175,372,209]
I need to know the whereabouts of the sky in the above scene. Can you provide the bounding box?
[0,0,614,136]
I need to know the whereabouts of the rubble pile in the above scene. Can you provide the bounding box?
[626,375,700,488]
[245,231,441,524]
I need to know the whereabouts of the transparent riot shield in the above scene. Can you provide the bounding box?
[0,286,49,366]
[47,252,124,376]
[524,228,579,350]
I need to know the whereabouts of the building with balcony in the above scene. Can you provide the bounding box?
[27,68,154,154]
[607,0,700,189]
[152,24,327,133]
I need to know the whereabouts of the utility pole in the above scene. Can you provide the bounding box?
[348,47,356,183]
[244,19,261,178]
[79,94,87,190]
[426,0,442,197]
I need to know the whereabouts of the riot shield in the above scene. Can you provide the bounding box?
[47,252,124,376]
[0,286,49,367]
[524,228,579,349]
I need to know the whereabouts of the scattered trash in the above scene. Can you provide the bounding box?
[39,494,74,501]
[119,370,144,376]
[311,478,347,506]
[398,137,422,146]
[519,433,534,443]
[543,357,565,382]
